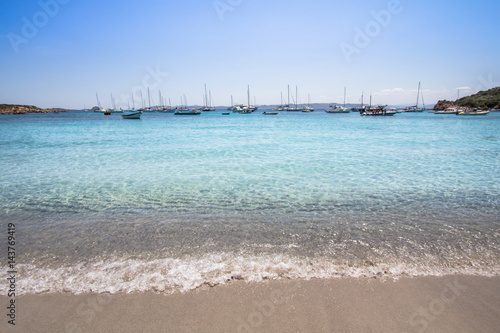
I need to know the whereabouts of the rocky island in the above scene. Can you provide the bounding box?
[0,104,65,115]
[433,87,500,110]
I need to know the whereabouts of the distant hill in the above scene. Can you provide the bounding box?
[0,104,62,114]
[433,87,500,110]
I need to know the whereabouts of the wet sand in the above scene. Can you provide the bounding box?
[3,275,499,332]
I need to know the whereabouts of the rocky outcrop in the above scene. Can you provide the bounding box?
[433,87,500,110]
[433,100,458,110]
[0,104,61,114]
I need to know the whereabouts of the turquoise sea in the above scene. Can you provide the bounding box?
[1,110,499,294]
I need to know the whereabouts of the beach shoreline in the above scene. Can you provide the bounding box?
[3,275,499,332]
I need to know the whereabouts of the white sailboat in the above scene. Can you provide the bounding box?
[302,94,314,112]
[200,84,216,111]
[325,87,350,113]
[94,93,108,113]
[272,92,286,111]
[286,85,301,111]
[239,85,258,113]
[354,92,368,113]
[108,94,123,113]
[404,82,425,112]
[175,95,200,115]
[228,96,235,111]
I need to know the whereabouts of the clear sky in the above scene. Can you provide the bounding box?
[1,0,499,109]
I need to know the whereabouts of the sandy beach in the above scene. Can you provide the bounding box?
[2,275,499,332]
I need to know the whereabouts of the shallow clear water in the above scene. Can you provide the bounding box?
[1,111,499,293]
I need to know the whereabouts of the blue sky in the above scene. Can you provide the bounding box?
[0,0,499,109]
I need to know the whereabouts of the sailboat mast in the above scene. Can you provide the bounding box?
[343,87,346,108]
[247,85,250,107]
[296,86,298,109]
[204,84,208,108]
[288,85,290,107]
[96,93,102,109]
[416,82,421,107]
[148,87,151,108]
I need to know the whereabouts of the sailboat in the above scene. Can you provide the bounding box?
[156,91,174,112]
[175,95,200,115]
[272,92,285,111]
[302,94,314,112]
[360,95,395,116]
[138,88,155,112]
[239,85,258,113]
[94,93,109,114]
[227,95,249,112]
[228,96,235,111]
[199,84,216,111]
[403,82,425,112]
[107,94,123,113]
[325,87,350,113]
[285,85,302,111]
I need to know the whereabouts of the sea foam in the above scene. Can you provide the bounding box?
[3,253,499,295]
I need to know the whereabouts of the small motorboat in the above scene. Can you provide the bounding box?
[434,108,457,114]
[457,109,490,116]
[325,105,350,113]
[121,111,142,119]
[360,106,396,116]
[174,109,201,115]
